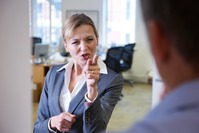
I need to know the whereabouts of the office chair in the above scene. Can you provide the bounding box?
[104,46,124,73]
[104,43,136,86]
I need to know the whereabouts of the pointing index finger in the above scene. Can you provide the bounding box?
[92,54,98,65]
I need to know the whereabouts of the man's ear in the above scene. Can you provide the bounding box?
[147,21,170,64]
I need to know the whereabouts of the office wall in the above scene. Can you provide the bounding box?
[123,0,153,82]
[134,0,164,107]
[0,0,31,132]
[134,0,153,82]
[152,65,164,108]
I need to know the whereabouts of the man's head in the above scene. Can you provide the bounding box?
[140,0,199,90]
[140,0,199,71]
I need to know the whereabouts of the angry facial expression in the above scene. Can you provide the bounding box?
[64,24,98,68]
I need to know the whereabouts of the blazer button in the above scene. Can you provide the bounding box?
[86,112,90,116]
[86,117,90,121]
[86,117,90,125]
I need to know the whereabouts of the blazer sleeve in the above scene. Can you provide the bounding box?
[83,71,124,133]
[33,68,53,133]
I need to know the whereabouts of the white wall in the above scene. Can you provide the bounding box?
[0,0,31,132]
[133,0,164,107]
[123,0,153,83]
[152,65,164,108]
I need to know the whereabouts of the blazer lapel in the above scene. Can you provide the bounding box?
[51,71,65,115]
[67,74,106,114]
[68,83,87,114]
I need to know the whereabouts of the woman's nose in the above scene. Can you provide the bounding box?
[80,41,88,51]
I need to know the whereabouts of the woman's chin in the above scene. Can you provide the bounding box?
[79,60,87,67]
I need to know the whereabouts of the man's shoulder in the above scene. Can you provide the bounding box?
[128,97,199,133]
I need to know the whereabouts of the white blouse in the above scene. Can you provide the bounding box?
[57,58,108,112]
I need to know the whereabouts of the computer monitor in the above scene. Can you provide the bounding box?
[31,37,42,56]
[34,43,49,63]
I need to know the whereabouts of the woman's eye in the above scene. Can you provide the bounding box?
[71,41,77,44]
[87,38,94,42]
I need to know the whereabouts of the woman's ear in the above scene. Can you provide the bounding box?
[147,20,170,64]
[63,43,68,52]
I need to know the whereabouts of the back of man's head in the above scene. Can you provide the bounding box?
[140,0,199,71]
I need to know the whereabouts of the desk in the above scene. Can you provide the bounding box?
[32,64,51,85]
[31,57,71,102]
[32,64,51,102]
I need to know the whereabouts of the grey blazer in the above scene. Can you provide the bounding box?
[34,64,124,133]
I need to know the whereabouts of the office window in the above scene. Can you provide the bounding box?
[126,0,131,20]
[106,0,136,47]
[31,0,62,47]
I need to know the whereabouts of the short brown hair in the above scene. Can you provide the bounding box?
[140,0,199,70]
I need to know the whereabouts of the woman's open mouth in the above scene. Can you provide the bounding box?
[81,53,90,60]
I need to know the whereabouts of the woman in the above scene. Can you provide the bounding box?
[34,13,123,133]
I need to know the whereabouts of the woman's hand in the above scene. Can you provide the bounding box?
[50,112,76,132]
[84,54,100,101]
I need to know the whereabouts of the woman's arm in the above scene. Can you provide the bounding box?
[83,73,124,133]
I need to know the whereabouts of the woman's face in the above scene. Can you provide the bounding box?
[64,24,98,68]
